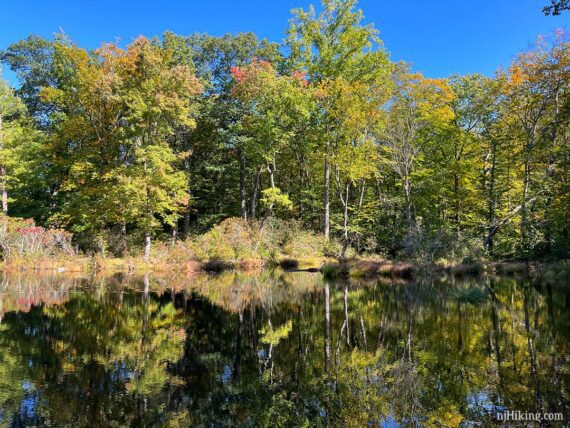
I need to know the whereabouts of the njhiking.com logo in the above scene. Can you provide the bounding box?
[496,410,563,423]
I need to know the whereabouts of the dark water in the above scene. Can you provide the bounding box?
[0,270,568,427]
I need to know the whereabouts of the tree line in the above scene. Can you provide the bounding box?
[0,0,568,261]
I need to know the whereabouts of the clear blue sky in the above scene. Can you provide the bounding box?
[0,0,567,84]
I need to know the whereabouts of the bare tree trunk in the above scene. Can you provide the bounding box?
[118,221,129,257]
[486,140,497,252]
[1,164,7,216]
[238,146,247,220]
[403,175,413,233]
[260,159,276,229]
[520,128,536,254]
[521,154,531,252]
[0,115,6,215]
[251,168,261,219]
[324,141,330,239]
[340,183,350,257]
[183,213,190,236]
[144,232,151,261]
[183,131,191,236]
[171,222,178,245]
[454,173,460,238]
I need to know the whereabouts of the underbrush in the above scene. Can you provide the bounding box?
[0,216,75,268]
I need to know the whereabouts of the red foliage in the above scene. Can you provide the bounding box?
[292,70,308,87]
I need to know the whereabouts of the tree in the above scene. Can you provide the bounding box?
[40,37,202,257]
[286,0,392,239]
[499,31,569,255]
[230,59,312,228]
[0,76,26,215]
[543,0,569,15]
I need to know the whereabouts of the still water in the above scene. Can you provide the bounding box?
[0,270,568,427]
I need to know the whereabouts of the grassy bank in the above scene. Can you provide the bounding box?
[1,216,568,282]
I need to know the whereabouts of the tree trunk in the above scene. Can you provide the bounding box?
[521,153,531,252]
[251,168,261,219]
[1,164,7,216]
[171,222,178,245]
[340,182,350,258]
[0,115,6,215]
[403,175,413,232]
[183,212,190,237]
[486,140,497,252]
[238,146,247,220]
[520,128,536,254]
[454,173,460,238]
[118,221,129,257]
[324,141,330,239]
[260,160,276,230]
[183,131,191,237]
[144,232,151,261]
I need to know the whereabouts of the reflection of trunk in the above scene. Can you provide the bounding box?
[233,310,243,380]
[490,279,503,377]
[296,307,305,376]
[359,313,368,354]
[263,318,275,384]
[457,301,463,352]
[324,141,330,239]
[344,284,350,347]
[523,286,542,411]
[324,282,330,372]
[249,307,258,361]
[406,304,413,362]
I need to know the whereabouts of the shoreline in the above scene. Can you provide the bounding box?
[1,255,567,283]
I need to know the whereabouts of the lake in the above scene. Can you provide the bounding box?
[0,270,568,427]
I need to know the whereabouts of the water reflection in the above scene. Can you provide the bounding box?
[0,271,568,426]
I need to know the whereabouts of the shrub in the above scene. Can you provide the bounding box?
[189,218,259,261]
[282,231,325,259]
[0,216,74,260]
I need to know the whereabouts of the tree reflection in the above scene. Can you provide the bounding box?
[0,272,567,426]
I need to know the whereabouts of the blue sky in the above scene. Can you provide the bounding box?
[0,0,567,84]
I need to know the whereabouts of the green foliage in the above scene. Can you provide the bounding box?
[260,187,293,211]
[0,3,568,262]
[190,217,259,261]
[259,320,293,346]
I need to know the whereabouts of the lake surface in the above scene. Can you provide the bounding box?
[0,270,568,427]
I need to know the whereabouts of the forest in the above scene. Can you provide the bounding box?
[0,0,568,266]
